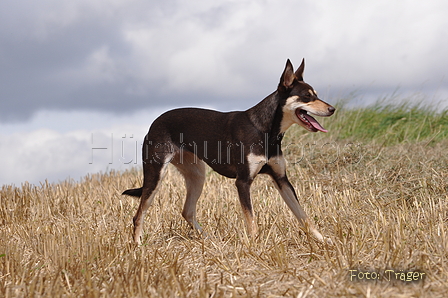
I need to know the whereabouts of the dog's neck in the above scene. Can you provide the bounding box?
[245,90,285,142]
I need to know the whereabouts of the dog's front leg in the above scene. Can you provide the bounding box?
[268,157,329,244]
[273,176,326,242]
[235,178,258,238]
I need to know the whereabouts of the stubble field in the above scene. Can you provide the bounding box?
[1,100,448,297]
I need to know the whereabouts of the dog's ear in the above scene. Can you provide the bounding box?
[280,59,295,88]
[294,58,305,81]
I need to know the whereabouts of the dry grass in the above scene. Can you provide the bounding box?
[1,129,448,297]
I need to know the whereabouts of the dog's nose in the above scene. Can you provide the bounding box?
[328,106,336,114]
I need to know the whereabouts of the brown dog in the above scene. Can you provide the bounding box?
[123,59,335,244]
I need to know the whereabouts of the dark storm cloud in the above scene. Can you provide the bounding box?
[0,3,130,121]
[1,0,448,124]
[0,0,260,123]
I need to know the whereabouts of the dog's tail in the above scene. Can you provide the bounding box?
[122,187,143,197]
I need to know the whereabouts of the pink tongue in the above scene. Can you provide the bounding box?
[303,113,328,132]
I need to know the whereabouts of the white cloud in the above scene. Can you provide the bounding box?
[0,129,89,185]
[116,0,448,98]
[0,108,169,186]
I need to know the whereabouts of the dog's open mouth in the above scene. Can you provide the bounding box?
[295,109,328,133]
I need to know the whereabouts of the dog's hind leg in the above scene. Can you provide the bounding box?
[132,161,169,244]
[173,151,206,234]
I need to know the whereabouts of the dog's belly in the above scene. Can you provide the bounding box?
[176,143,239,178]
[205,162,237,179]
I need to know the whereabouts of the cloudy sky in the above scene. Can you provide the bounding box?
[1,0,448,186]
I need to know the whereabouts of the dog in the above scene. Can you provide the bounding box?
[123,59,335,244]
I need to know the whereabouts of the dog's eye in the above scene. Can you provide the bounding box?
[300,95,312,103]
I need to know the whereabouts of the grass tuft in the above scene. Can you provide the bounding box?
[325,95,448,144]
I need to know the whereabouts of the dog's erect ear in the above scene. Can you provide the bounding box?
[280,59,296,88]
[294,58,305,81]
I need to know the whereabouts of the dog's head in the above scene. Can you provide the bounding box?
[278,59,335,133]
